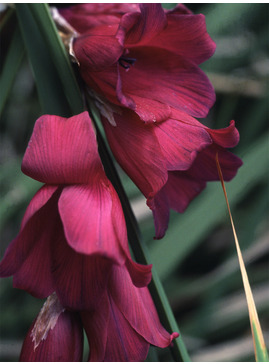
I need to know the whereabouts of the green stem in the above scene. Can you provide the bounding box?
[0,24,25,116]
[28,3,83,115]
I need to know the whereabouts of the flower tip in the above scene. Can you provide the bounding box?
[169,332,179,347]
[153,232,165,240]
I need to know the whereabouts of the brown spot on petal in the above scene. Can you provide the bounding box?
[30,293,64,350]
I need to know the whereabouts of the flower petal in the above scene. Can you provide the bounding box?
[207,120,240,148]
[22,112,103,184]
[166,4,193,15]
[58,183,125,263]
[74,35,123,72]
[109,265,174,348]
[149,145,242,238]
[123,4,167,46]
[51,233,113,311]
[58,182,152,289]
[81,296,110,362]
[149,13,216,64]
[20,307,83,361]
[105,294,149,361]
[188,144,243,182]
[118,47,215,120]
[102,109,167,198]
[154,117,212,170]
[0,185,58,298]
[60,3,139,34]
[149,172,206,239]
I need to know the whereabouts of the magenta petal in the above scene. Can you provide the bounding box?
[81,296,110,362]
[154,118,212,170]
[118,48,215,119]
[60,4,139,34]
[102,110,167,198]
[0,185,56,277]
[0,186,58,298]
[149,13,216,64]
[150,144,242,239]
[147,189,170,240]
[207,120,240,148]
[166,4,193,15]
[133,95,172,123]
[188,145,243,182]
[124,4,167,46]
[58,184,125,263]
[109,265,173,348]
[150,171,206,238]
[74,35,123,71]
[20,309,83,361]
[22,112,103,184]
[52,232,113,311]
[105,295,149,361]
[125,258,152,288]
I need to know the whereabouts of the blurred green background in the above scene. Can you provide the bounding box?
[0,3,268,361]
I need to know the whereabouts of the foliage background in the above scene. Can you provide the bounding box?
[0,3,268,362]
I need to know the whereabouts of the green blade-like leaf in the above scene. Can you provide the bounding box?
[28,4,83,115]
[0,25,25,116]
[15,4,71,116]
[253,322,269,362]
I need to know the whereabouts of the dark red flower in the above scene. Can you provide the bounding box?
[101,108,243,238]
[20,293,83,361]
[0,112,151,309]
[62,3,216,121]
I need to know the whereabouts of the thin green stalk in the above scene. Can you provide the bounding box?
[16,4,71,116]
[28,3,83,115]
[0,25,25,116]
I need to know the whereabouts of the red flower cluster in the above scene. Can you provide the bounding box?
[0,113,177,361]
[1,3,242,362]
[60,3,242,238]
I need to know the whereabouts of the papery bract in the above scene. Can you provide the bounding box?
[0,112,151,310]
[20,294,83,362]
[63,3,216,121]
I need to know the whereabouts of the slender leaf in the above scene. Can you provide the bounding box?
[28,4,83,115]
[216,153,268,362]
[16,4,71,116]
[0,25,25,116]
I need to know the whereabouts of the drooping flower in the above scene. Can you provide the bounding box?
[0,112,151,310]
[20,293,84,361]
[56,4,243,238]
[20,266,178,362]
[81,263,178,361]
[101,107,243,238]
[61,3,216,122]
